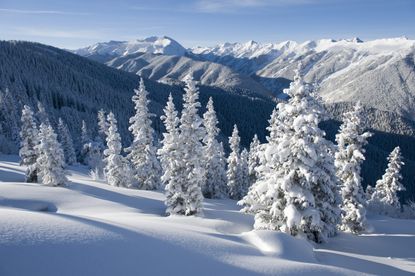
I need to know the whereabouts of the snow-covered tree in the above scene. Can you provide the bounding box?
[125,79,161,190]
[19,105,39,182]
[368,146,405,215]
[240,69,340,242]
[335,102,372,234]
[104,112,133,187]
[202,97,227,199]
[57,118,77,165]
[97,109,109,144]
[81,120,91,146]
[240,148,250,197]
[178,75,206,215]
[169,75,205,215]
[36,123,67,186]
[36,101,49,125]
[79,120,92,164]
[227,125,244,200]
[248,134,261,186]
[158,94,186,214]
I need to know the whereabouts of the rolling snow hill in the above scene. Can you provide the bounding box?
[0,155,414,275]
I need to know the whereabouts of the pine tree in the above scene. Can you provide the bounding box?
[176,75,205,215]
[240,70,340,242]
[36,101,49,125]
[81,120,91,146]
[369,146,405,215]
[158,94,186,215]
[36,123,67,186]
[248,134,261,186]
[335,102,371,234]
[57,118,77,165]
[97,109,109,144]
[104,112,133,187]
[240,148,250,197]
[227,125,244,200]
[125,79,161,190]
[19,105,39,183]
[80,120,92,164]
[202,97,227,199]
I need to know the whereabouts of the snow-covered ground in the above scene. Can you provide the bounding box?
[0,154,414,275]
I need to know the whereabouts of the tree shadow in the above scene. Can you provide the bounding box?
[67,181,166,216]
[0,199,57,212]
[0,211,256,276]
[0,165,25,182]
[315,250,414,275]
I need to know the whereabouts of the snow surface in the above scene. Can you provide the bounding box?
[0,155,414,275]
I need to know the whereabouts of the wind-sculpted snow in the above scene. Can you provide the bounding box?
[0,155,414,275]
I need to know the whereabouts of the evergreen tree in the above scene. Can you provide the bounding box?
[104,112,133,187]
[248,134,261,186]
[80,120,92,164]
[81,120,91,146]
[158,94,186,215]
[36,101,49,125]
[36,123,67,186]
[369,146,405,215]
[177,75,205,215]
[240,148,250,197]
[240,70,340,242]
[97,109,109,144]
[202,97,227,199]
[125,79,161,190]
[57,118,77,165]
[19,105,39,182]
[335,102,372,234]
[227,125,244,200]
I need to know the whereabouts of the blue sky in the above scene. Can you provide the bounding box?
[0,0,414,49]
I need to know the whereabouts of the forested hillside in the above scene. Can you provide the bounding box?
[0,40,414,201]
[0,41,274,152]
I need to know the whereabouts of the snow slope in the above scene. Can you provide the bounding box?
[0,155,414,275]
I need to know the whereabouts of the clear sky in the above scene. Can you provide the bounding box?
[0,0,414,49]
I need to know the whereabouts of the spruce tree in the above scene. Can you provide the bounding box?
[104,112,133,187]
[19,105,39,183]
[335,102,371,234]
[158,94,186,215]
[177,75,205,215]
[57,118,77,165]
[202,97,227,199]
[248,134,261,186]
[227,125,243,200]
[36,101,49,125]
[240,70,340,242]
[240,148,250,197]
[369,146,405,215]
[125,79,161,190]
[36,123,67,186]
[97,109,109,144]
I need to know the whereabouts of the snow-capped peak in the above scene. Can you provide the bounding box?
[74,36,186,57]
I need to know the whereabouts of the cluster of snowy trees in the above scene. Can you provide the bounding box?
[17,71,409,242]
[238,70,408,242]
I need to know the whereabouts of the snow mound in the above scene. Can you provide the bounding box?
[243,230,315,262]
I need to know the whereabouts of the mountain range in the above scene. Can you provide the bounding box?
[0,37,414,201]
